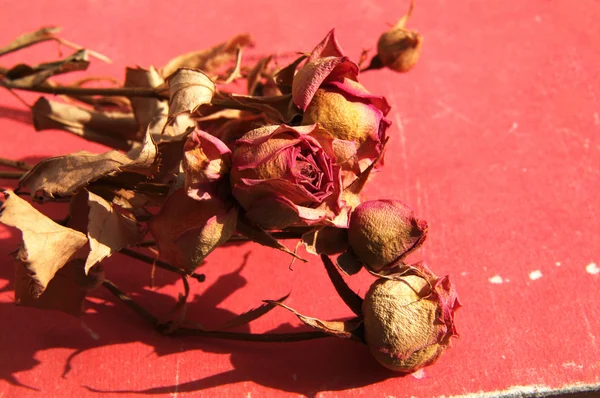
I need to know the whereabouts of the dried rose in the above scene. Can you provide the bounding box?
[346,200,427,272]
[230,124,344,229]
[292,30,390,170]
[362,269,459,372]
[376,1,423,73]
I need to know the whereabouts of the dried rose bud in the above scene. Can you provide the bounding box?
[376,1,423,73]
[363,271,459,372]
[348,200,427,272]
[230,124,345,229]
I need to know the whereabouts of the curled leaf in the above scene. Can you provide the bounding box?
[31,97,138,149]
[0,190,88,297]
[267,301,362,341]
[124,66,168,135]
[19,128,157,198]
[0,26,62,57]
[166,68,215,120]
[85,191,142,273]
[5,49,89,87]
[320,254,363,316]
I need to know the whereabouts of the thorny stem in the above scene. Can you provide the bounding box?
[119,248,205,283]
[102,278,329,342]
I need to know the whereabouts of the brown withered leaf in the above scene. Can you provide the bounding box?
[19,128,157,198]
[149,190,238,273]
[85,191,142,273]
[161,34,253,79]
[212,92,300,124]
[32,97,138,149]
[247,55,272,95]
[273,55,307,94]
[124,66,168,134]
[15,259,105,316]
[0,26,62,57]
[166,68,215,120]
[0,191,88,298]
[5,49,89,86]
[267,301,363,341]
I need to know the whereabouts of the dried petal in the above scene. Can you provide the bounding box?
[167,68,215,119]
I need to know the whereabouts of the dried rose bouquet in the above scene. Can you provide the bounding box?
[0,1,459,374]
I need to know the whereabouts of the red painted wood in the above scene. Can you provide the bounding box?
[1,1,599,396]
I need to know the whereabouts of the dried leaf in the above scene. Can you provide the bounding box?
[124,66,168,134]
[247,55,272,95]
[149,190,238,273]
[161,34,253,78]
[31,97,138,149]
[273,55,307,94]
[0,191,88,297]
[321,254,363,316]
[15,259,104,316]
[336,249,363,276]
[6,49,89,86]
[0,26,62,57]
[267,301,362,340]
[219,46,243,84]
[212,92,300,124]
[236,216,307,262]
[301,226,348,256]
[85,191,142,273]
[19,128,157,198]
[166,68,215,120]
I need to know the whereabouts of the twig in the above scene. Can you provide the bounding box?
[102,278,330,342]
[0,158,33,170]
[119,248,205,282]
[0,171,24,179]
[0,81,166,99]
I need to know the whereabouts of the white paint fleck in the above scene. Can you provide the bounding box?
[562,361,583,370]
[461,271,468,276]
[411,369,426,379]
[292,373,297,381]
[246,393,252,398]
[508,122,518,134]
[594,112,600,126]
[501,355,506,360]
[489,275,504,284]
[555,261,561,267]
[584,139,590,150]
[80,320,99,340]
[586,262,599,275]
[529,270,543,280]
[534,15,542,23]
[522,168,528,172]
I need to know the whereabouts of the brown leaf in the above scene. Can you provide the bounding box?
[161,34,253,79]
[149,189,238,273]
[0,26,62,57]
[15,259,104,316]
[0,191,88,297]
[31,97,138,149]
[247,55,272,95]
[166,68,215,120]
[124,66,168,134]
[19,128,157,198]
[273,55,307,94]
[267,301,362,341]
[212,92,300,124]
[85,191,142,273]
[6,49,89,86]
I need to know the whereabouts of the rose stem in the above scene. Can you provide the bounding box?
[0,171,24,179]
[0,81,165,98]
[102,279,329,342]
[0,158,32,170]
[119,247,205,283]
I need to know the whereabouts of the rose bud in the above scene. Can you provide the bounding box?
[347,200,427,272]
[376,0,423,73]
[230,124,346,229]
[363,270,460,372]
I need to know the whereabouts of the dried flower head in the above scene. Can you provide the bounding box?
[362,270,459,372]
[376,0,423,73]
[348,200,428,272]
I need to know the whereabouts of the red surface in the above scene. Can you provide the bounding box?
[1,0,600,396]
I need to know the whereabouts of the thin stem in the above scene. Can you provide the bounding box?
[0,171,24,179]
[119,248,205,283]
[0,158,32,170]
[102,280,159,326]
[0,80,166,99]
